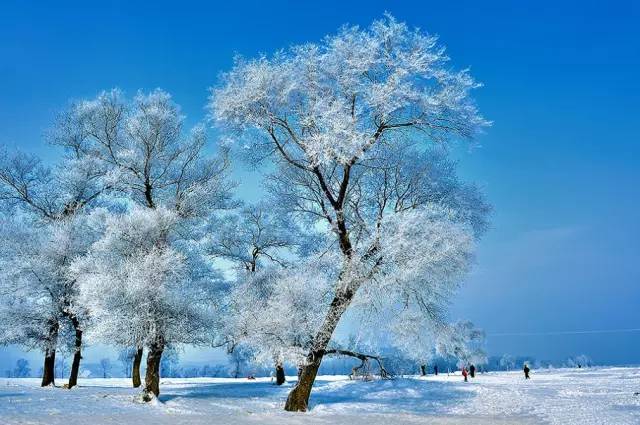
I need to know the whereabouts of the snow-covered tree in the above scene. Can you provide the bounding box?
[118,348,136,378]
[434,321,487,369]
[160,346,181,378]
[566,354,593,368]
[52,88,234,217]
[226,257,334,365]
[13,359,31,378]
[228,344,252,378]
[0,150,108,388]
[208,203,297,273]
[386,309,440,374]
[73,206,223,400]
[99,358,112,379]
[207,203,303,384]
[211,15,489,411]
[499,354,516,371]
[57,88,234,398]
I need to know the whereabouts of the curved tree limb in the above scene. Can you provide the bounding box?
[323,348,393,379]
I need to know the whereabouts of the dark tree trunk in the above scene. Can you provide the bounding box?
[141,342,164,401]
[283,190,358,411]
[420,364,427,376]
[65,314,83,389]
[285,353,324,412]
[41,320,59,387]
[132,347,143,388]
[275,363,286,385]
[284,289,353,411]
[41,348,57,387]
[67,328,83,388]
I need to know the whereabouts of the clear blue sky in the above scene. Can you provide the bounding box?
[1,0,639,368]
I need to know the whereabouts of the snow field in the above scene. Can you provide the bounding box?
[0,367,638,424]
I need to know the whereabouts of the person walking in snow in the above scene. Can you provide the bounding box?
[434,365,438,375]
[469,364,476,378]
[523,364,530,379]
[462,367,468,382]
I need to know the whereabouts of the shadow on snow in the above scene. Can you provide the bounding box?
[158,378,474,414]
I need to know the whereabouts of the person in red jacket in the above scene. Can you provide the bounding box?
[462,367,468,382]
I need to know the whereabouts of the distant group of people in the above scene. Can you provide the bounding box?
[461,364,476,382]
[460,363,531,382]
[261,362,533,383]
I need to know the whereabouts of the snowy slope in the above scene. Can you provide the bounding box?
[0,367,637,424]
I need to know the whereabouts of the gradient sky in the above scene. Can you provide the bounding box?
[1,0,638,370]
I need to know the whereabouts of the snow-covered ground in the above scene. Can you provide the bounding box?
[0,367,638,424]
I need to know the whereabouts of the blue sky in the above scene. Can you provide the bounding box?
[1,0,639,369]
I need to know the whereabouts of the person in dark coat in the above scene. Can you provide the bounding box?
[469,364,476,378]
[523,364,530,379]
[434,365,438,375]
[275,364,286,385]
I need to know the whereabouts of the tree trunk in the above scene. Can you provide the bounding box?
[41,320,59,387]
[275,363,286,385]
[141,342,164,401]
[132,347,143,388]
[67,328,83,389]
[41,348,57,387]
[285,353,324,412]
[284,289,353,411]
[67,317,82,389]
[420,364,427,376]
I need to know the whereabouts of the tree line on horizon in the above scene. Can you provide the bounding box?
[3,351,597,381]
